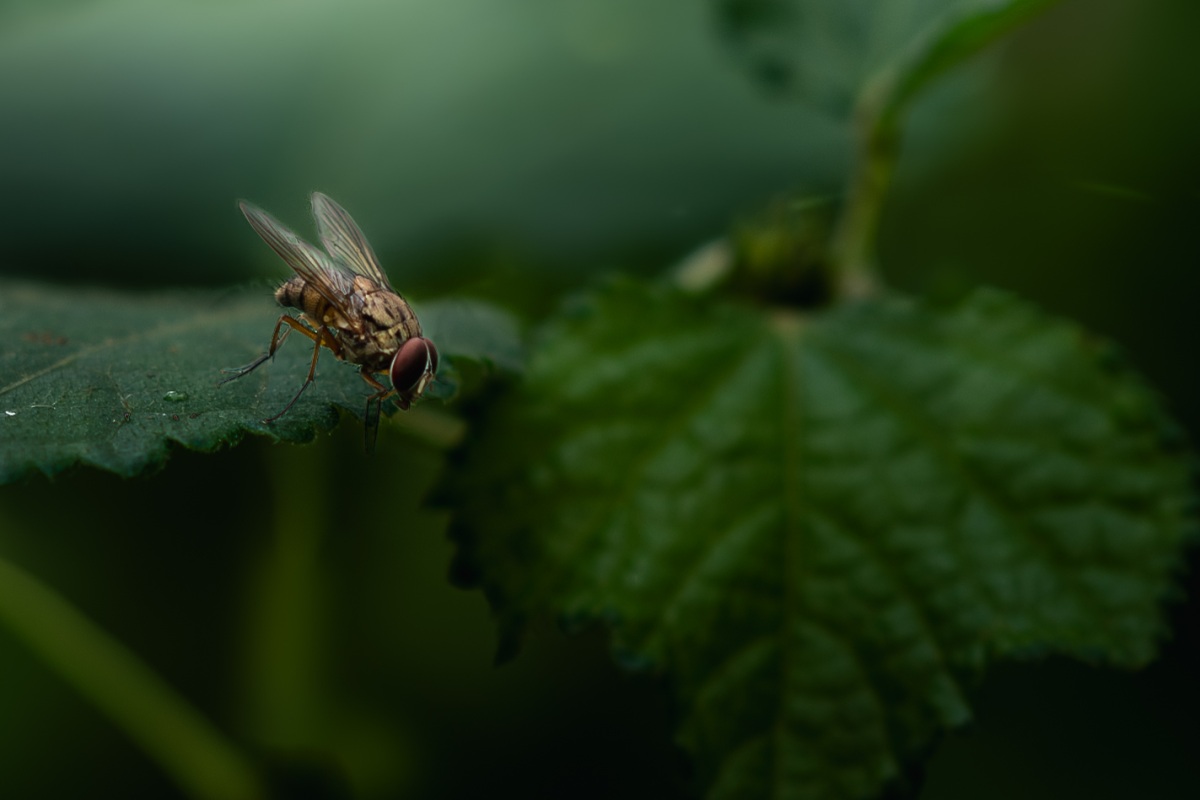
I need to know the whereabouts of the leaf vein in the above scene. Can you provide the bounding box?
[545,333,768,600]
[815,338,1110,631]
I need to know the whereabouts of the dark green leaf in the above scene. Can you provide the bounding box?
[0,278,520,482]
[446,279,1195,800]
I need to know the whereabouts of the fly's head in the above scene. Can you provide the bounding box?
[389,336,439,408]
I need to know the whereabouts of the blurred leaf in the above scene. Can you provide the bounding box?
[0,278,520,482]
[717,0,1059,118]
[869,0,1060,132]
[446,278,1195,800]
[420,297,525,375]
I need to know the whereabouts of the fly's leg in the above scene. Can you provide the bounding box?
[359,369,396,455]
[264,318,342,424]
[219,314,295,384]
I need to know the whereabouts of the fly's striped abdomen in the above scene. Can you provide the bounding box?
[275,276,329,321]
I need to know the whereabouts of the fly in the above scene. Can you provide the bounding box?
[221,192,438,451]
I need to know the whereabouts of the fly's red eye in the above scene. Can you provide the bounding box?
[390,337,438,392]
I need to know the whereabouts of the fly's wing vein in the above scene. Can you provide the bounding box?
[239,200,357,309]
[311,192,394,290]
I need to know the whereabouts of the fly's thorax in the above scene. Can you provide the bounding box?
[338,294,421,374]
[359,283,422,341]
[338,333,393,373]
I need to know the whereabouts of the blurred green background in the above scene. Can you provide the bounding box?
[0,0,1197,797]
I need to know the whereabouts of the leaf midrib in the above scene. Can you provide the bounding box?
[774,312,804,800]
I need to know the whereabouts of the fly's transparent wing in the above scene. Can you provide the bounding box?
[239,200,356,306]
[311,192,393,290]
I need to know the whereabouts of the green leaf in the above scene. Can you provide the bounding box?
[717,0,1059,118]
[446,279,1195,800]
[867,0,1060,133]
[0,278,521,482]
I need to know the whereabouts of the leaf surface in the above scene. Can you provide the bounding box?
[446,279,1194,800]
[0,278,520,482]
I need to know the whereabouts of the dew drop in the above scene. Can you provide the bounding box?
[163,391,188,403]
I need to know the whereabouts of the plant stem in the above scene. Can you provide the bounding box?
[0,553,264,800]
[241,441,328,747]
[828,82,899,301]
[828,0,1061,300]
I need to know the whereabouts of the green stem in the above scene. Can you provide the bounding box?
[0,554,264,800]
[241,441,328,747]
[828,0,1060,299]
[828,83,899,301]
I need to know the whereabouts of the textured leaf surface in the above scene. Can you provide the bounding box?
[447,279,1194,800]
[0,278,520,482]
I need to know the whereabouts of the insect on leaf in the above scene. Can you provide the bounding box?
[0,278,521,482]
